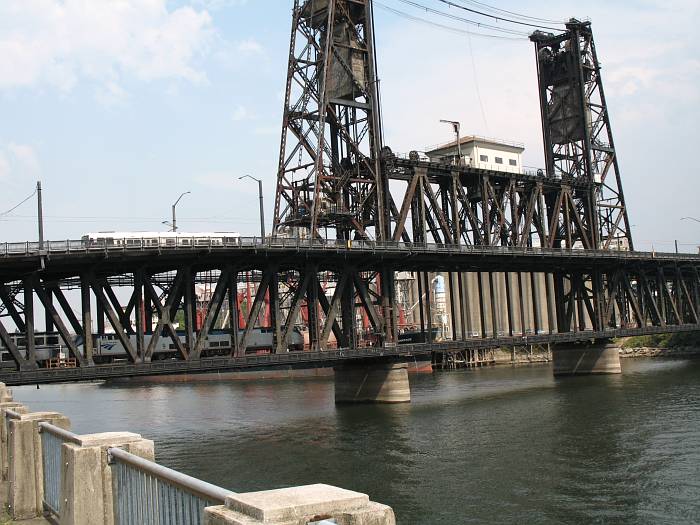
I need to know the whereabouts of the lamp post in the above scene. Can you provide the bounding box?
[681,217,700,224]
[440,119,462,165]
[239,175,265,239]
[171,191,191,232]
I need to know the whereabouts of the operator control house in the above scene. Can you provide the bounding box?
[425,135,525,174]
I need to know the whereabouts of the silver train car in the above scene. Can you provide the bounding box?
[1,328,305,367]
[0,332,62,366]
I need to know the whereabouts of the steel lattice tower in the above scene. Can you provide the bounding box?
[531,20,634,251]
[272,0,389,242]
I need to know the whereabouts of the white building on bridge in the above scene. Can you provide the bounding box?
[425,135,525,174]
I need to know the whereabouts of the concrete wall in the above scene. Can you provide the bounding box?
[1,383,396,525]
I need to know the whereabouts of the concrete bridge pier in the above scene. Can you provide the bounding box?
[552,340,622,376]
[334,361,411,404]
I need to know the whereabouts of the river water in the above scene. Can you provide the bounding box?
[14,358,700,524]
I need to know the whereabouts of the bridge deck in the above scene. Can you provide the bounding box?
[1,238,698,279]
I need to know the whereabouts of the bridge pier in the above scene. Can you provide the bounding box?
[334,361,411,404]
[552,340,622,376]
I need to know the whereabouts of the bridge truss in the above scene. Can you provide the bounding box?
[0,241,698,384]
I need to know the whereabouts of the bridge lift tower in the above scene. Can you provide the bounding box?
[272,0,389,243]
[531,20,634,251]
[271,0,398,349]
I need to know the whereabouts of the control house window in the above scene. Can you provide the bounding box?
[509,159,517,166]
[480,155,488,162]
[495,157,503,164]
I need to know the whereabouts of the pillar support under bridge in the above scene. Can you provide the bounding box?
[334,361,410,404]
[552,340,622,376]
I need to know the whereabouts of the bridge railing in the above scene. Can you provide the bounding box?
[2,236,699,261]
[108,446,233,525]
[38,421,82,517]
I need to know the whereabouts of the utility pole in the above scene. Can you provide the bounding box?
[440,120,462,165]
[37,181,44,251]
[239,175,265,239]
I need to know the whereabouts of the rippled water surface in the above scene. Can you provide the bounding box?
[14,359,700,524]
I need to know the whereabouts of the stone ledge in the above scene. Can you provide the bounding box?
[228,484,369,522]
[73,432,143,447]
[205,484,395,525]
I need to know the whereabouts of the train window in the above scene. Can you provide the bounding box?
[47,336,59,345]
[169,343,177,350]
[34,337,45,346]
[17,338,26,346]
[1,352,10,361]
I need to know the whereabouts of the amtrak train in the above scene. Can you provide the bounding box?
[0,327,305,367]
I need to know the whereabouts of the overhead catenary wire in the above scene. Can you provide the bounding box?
[392,0,530,36]
[374,1,527,40]
[434,0,566,31]
[451,0,567,25]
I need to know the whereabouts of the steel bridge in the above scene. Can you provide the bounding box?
[1,4,698,386]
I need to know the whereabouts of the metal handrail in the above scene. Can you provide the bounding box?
[107,447,233,503]
[4,408,21,420]
[1,237,698,261]
[38,421,82,444]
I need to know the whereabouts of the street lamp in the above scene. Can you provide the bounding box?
[239,175,265,239]
[170,191,191,232]
[440,119,462,165]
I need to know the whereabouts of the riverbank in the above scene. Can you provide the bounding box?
[492,348,551,365]
[620,346,700,358]
[491,345,700,366]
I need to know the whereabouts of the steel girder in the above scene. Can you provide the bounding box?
[0,262,398,370]
[0,255,698,372]
[386,160,598,249]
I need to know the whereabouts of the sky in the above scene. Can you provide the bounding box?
[0,0,698,252]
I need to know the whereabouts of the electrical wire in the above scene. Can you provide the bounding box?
[374,1,527,40]
[393,0,530,36]
[435,0,565,30]
[466,30,489,132]
[453,0,566,25]
[0,189,37,217]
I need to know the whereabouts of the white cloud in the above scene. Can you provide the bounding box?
[236,39,264,56]
[95,81,129,107]
[232,105,253,122]
[0,142,40,180]
[6,142,40,173]
[194,0,249,10]
[0,0,214,92]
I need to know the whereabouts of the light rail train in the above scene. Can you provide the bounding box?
[80,231,241,248]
